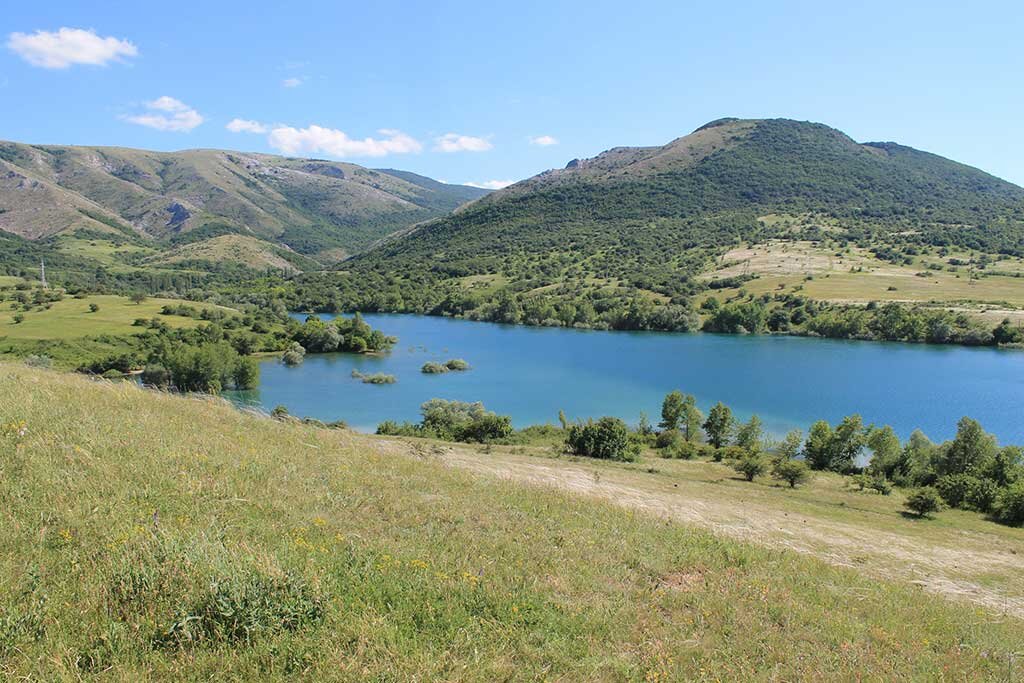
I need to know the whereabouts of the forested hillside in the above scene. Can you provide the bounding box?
[278,118,1024,339]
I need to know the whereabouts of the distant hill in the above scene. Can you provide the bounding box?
[0,141,488,262]
[290,118,1024,328]
[359,118,1024,276]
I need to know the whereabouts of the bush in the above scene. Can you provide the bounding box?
[140,364,171,388]
[732,455,767,482]
[23,354,51,369]
[905,487,943,518]
[868,474,893,496]
[992,482,1024,526]
[772,459,810,488]
[936,474,977,508]
[717,445,747,462]
[89,303,100,313]
[421,362,449,374]
[352,371,396,384]
[966,478,999,513]
[418,399,513,442]
[655,429,682,450]
[281,342,306,366]
[566,417,636,461]
[662,439,699,460]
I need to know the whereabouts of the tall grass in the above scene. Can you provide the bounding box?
[1,364,1022,680]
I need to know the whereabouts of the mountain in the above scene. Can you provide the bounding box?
[0,141,488,262]
[360,118,1024,273]
[292,118,1024,327]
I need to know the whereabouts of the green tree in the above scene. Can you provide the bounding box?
[735,415,764,455]
[703,402,734,449]
[804,420,833,470]
[659,391,685,431]
[88,303,100,313]
[993,482,1024,527]
[984,446,1023,487]
[774,429,804,462]
[680,395,704,443]
[866,425,902,477]
[940,417,997,476]
[829,415,866,473]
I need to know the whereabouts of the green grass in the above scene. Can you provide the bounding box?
[1,365,1022,680]
[0,295,227,341]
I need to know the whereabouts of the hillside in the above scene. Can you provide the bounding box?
[2,365,1023,679]
[288,118,1024,334]
[0,141,488,262]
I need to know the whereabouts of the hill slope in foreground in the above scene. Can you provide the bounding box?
[0,141,487,262]
[2,366,1023,679]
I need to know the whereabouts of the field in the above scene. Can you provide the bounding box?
[0,295,223,341]
[703,240,1024,322]
[1,365,1023,680]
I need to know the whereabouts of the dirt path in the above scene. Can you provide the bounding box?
[369,437,1024,619]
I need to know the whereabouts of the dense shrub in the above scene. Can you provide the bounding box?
[772,459,810,488]
[992,483,1024,526]
[655,429,682,450]
[732,455,768,481]
[905,487,943,518]
[566,417,637,461]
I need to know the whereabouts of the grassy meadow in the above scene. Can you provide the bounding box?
[1,295,214,341]
[2,365,1023,680]
[703,240,1024,321]
[0,294,240,369]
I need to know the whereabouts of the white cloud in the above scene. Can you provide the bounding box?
[267,125,422,158]
[434,133,493,153]
[528,135,558,146]
[226,118,268,134]
[123,96,203,132]
[282,77,303,88]
[464,179,515,190]
[7,27,137,69]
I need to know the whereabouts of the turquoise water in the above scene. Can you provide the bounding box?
[227,313,1024,444]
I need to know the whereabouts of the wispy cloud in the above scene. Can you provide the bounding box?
[7,27,137,69]
[434,133,493,153]
[465,179,515,190]
[267,125,422,158]
[282,77,303,88]
[528,135,558,146]
[226,118,269,134]
[123,96,203,132]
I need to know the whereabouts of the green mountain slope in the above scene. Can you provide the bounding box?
[297,118,1024,325]
[362,118,1024,271]
[0,141,488,261]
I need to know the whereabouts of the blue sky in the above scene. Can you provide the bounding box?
[2,0,1023,187]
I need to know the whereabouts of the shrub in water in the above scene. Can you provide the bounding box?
[421,362,449,374]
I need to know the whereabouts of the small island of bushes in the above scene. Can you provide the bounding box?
[421,358,471,374]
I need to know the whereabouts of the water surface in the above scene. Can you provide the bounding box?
[227,314,1024,444]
